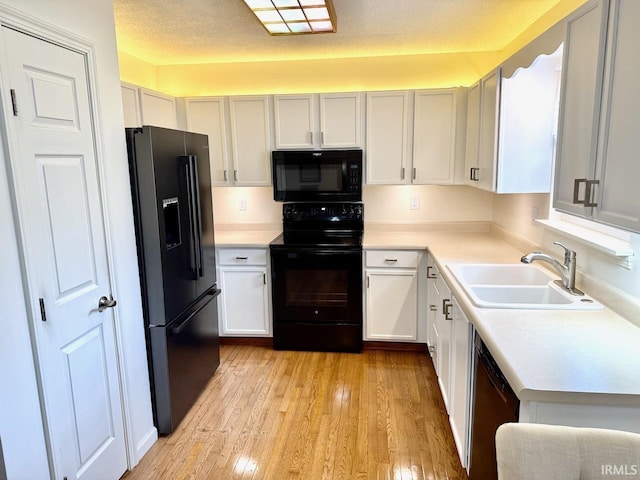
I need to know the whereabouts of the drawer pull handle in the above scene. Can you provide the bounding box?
[429,305,437,312]
[384,258,398,263]
[427,266,436,279]
[442,299,453,321]
[235,256,248,260]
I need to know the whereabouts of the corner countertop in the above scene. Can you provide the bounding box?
[364,228,640,406]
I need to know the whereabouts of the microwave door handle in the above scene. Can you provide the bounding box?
[189,155,204,277]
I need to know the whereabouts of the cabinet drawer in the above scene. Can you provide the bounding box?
[218,248,267,266]
[366,250,419,268]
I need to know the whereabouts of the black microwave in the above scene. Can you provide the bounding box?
[272,149,362,202]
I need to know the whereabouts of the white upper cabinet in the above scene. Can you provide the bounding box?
[121,82,141,128]
[412,89,460,184]
[228,96,272,186]
[464,82,481,187]
[185,97,230,186]
[555,0,640,232]
[274,92,362,149]
[139,87,177,129]
[319,92,362,148]
[274,94,315,149]
[366,91,410,184]
[477,69,500,192]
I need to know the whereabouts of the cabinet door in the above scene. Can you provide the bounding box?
[229,96,272,186]
[121,82,141,128]
[592,0,640,232]
[274,94,315,149]
[436,275,453,412]
[553,0,609,216]
[366,91,410,184]
[450,296,473,469]
[477,69,499,192]
[139,88,177,129]
[186,97,230,185]
[218,267,270,336]
[413,89,457,184]
[320,92,361,148]
[465,82,481,186]
[426,255,439,350]
[365,269,418,341]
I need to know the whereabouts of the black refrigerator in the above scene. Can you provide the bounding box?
[126,125,221,435]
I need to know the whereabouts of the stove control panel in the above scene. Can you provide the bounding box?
[283,202,363,222]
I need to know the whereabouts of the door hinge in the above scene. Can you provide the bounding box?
[39,298,47,322]
[10,89,18,116]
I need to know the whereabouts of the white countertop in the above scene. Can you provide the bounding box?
[365,229,640,405]
[217,226,640,404]
[215,230,280,248]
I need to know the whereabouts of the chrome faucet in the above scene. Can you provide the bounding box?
[521,241,583,296]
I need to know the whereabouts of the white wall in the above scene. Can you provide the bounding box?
[212,184,495,227]
[0,0,156,475]
[363,185,494,224]
[492,193,640,302]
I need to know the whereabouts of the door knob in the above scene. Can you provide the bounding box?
[98,295,117,312]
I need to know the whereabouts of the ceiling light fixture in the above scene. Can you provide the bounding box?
[243,0,337,36]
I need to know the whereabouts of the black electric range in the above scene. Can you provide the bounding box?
[269,202,364,352]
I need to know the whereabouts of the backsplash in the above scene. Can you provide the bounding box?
[212,184,494,226]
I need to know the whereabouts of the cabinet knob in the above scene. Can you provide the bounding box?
[429,305,438,312]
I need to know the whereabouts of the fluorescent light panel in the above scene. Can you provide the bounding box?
[243,0,336,36]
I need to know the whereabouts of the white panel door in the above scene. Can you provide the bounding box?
[593,0,640,232]
[228,96,272,186]
[366,91,410,184]
[186,97,230,185]
[120,82,141,128]
[139,88,177,129]
[465,82,481,186]
[2,27,127,480]
[320,92,361,148]
[274,94,315,148]
[218,268,270,336]
[477,69,499,192]
[365,269,418,341]
[413,89,457,184]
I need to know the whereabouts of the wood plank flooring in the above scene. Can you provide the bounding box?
[123,345,467,480]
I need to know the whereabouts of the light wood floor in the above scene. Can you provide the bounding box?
[123,345,467,480]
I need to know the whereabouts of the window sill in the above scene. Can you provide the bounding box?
[536,219,635,268]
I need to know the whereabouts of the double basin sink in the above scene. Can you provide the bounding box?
[447,263,602,310]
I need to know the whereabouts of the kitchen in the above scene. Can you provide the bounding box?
[1,0,640,479]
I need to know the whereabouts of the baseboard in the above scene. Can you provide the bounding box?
[219,337,274,347]
[220,338,428,353]
[362,341,428,352]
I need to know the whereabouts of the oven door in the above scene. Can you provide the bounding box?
[270,247,362,325]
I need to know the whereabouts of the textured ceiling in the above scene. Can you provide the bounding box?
[113,0,564,65]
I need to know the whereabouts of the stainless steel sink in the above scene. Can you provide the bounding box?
[447,263,602,310]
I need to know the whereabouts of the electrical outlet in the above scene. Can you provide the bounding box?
[410,195,420,210]
[239,197,247,211]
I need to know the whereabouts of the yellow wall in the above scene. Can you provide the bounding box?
[118,50,158,89]
[117,0,586,96]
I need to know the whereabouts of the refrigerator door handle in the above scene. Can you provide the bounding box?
[180,155,199,280]
[168,289,221,335]
[189,155,204,277]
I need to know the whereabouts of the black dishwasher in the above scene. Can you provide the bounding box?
[469,333,520,480]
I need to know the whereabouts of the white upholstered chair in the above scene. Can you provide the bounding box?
[496,423,640,480]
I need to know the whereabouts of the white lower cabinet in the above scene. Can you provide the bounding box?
[217,248,271,336]
[427,254,473,470]
[364,250,422,341]
[450,295,473,469]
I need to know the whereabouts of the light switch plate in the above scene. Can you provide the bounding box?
[410,195,420,210]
